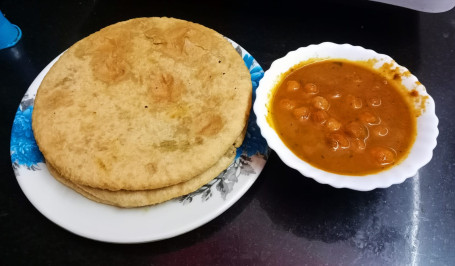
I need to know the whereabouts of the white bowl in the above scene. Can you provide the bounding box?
[253,42,439,191]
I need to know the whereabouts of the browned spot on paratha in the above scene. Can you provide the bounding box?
[90,31,132,84]
[54,77,73,88]
[195,113,224,136]
[46,89,74,110]
[144,28,166,44]
[96,158,108,172]
[147,25,193,56]
[147,72,184,104]
[145,162,157,175]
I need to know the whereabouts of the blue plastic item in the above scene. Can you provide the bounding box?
[0,11,22,50]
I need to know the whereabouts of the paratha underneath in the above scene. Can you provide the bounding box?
[32,17,252,191]
[47,147,236,208]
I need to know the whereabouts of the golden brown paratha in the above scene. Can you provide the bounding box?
[47,147,236,208]
[32,17,252,191]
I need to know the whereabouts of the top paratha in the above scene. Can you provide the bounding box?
[32,17,252,190]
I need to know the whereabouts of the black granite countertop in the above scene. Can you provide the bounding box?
[1,0,454,265]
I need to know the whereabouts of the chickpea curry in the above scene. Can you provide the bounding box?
[269,59,417,175]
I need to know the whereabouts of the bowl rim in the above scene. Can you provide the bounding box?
[253,42,439,191]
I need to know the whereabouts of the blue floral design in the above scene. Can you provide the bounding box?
[235,51,269,159]
[11,104,44,170]
[243,54,264,90]
[179,154,257,204]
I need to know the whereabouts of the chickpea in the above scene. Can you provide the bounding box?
[372,125,389,137]
[279,99,297,110]
[345,121,368,139]
[325,117,341,131]
[326,133,350,151]
[359,111,380,125]
[368,97,381,107]
[312,96,330,110]
[352,138,366,153]
[303,83,319,94]
[286,80,301,92]
[346,94,362,109]
[312,110,329,124]
[293,106,310,121]
[370,146,396,165]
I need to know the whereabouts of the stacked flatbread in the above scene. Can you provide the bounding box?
[32,17,252,207]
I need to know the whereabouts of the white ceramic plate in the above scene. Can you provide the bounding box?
[254,42,438,191]
[10,39,269,243]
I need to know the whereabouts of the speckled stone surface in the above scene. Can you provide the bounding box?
[1,0,454,265]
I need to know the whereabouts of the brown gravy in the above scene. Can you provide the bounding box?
[270,59,417,175]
